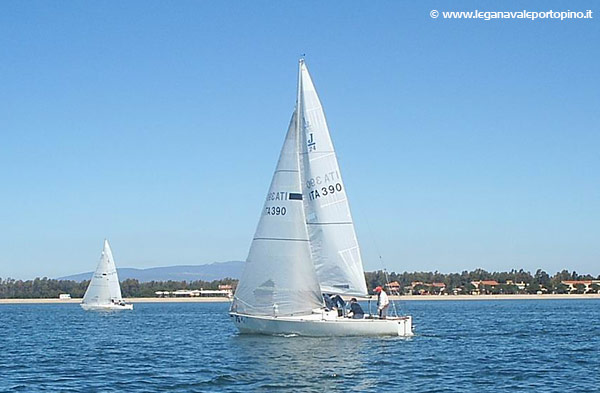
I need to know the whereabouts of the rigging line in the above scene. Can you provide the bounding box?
[355,199,400,318]
[332,149,399,316]
[333,144,401,316]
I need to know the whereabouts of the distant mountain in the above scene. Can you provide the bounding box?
[58,261,244,282]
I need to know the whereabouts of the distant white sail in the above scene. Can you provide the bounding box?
[231,111,324,317]
[82,239,124,305]
[298,61,368,297]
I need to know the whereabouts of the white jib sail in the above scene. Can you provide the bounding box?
[231,109,324,317]
[82,239,124,305]
[298,61,368,297]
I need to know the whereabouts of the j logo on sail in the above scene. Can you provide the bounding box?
[307,132,316,151]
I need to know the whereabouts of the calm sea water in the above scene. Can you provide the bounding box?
[1,299,598,392]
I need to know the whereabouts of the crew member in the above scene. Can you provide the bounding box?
[374,286,389,319]
[347,298,364,319]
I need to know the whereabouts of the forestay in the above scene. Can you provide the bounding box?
[82,239,124,305]
[298,61,368,297]
[231,112,324,317]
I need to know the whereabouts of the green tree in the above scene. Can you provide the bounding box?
[499,284,518,295]
[462,282,475,295]
[553,283,569,294]
[533,269,551,288]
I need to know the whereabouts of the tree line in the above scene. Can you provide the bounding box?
[0,277,238,299]
[365,268,600,295]
[0,269,598,299]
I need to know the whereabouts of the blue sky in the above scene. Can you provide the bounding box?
[1,1,598,279]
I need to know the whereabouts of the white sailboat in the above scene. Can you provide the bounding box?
[81,239,133,311]
[230,60,412,336]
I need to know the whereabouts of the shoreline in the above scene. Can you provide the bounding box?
[0,297,232,304]
[1,293,599,304]
[388,293,600,301]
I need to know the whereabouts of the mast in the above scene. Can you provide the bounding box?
[296,58,304,222]
[296,58,303,143]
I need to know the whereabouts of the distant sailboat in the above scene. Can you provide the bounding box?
[230,60,412,336]
[81,239,133,311]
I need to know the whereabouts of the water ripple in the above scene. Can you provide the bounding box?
[0,300,599,392]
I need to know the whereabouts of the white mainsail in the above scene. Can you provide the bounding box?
[231,110,324,317]
[298,61,368,297]
[82,239,124,305]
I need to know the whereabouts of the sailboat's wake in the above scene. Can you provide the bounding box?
[275,333,299,338]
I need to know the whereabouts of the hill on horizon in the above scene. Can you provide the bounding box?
[57,261,244,282]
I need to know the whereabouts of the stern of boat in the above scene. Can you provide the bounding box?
[396,315,413,337]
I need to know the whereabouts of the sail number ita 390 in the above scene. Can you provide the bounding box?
[307,183,343,201]
[305,171,343,201]
[265,206,287,216]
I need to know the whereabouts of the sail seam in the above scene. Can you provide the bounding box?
[253,237,309,242]
[319,198,347,208]
[308,153,336,162]
[300,151,335,155]
[306,222,353,225]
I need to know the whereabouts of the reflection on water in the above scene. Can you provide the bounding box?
[231,334,379,391]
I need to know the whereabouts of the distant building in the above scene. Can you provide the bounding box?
[385,281,401,294]
[481,280,499,286]
[471,280,499,287]
[561,280,600,294]
[408,281,427,295]
[515,282,527,290]
[470,280,499,295]
[407,281,446,295]
[506,280,527,290]
[155,288,233,298]
[431,282,446,294]
[58,293,71,300]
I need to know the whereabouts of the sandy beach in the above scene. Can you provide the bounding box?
[388,293,600,301]
[0,297,232,304]
[1,294,599,304]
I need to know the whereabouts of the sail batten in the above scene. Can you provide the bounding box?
[253,237,310,242]
[307,222,353,225]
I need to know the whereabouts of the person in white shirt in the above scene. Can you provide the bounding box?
[374,286,389,319]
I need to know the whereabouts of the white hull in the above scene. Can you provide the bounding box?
[230,311,413,337]
[80,303,133,311]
